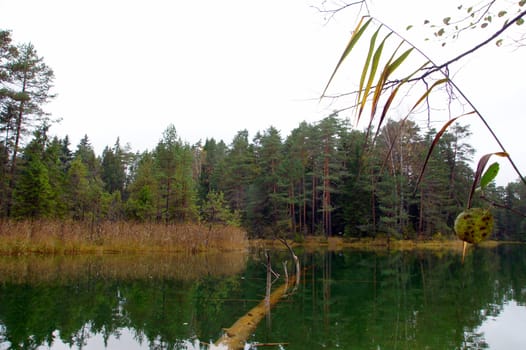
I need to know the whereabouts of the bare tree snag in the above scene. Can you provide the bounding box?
[215,241,300,349]
[214,277,297,349]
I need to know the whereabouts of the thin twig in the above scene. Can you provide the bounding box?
[480,195,526,218]
[370,13,526,186]
[422,9,526,79]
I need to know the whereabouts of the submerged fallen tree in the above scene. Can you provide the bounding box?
[215,239,300,349]
[214,277,295,349]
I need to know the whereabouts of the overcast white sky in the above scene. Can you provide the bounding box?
[1,0,525,185]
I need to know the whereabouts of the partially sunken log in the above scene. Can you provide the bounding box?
[214,278,294,349]
[215,240,300,349]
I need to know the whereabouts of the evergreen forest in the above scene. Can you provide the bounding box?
[1,30,525,241]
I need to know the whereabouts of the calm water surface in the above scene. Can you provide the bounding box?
[0,245,525,349]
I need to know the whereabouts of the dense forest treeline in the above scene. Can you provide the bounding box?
[1,30,525,240]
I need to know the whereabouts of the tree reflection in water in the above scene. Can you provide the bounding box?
[0,245,525,349]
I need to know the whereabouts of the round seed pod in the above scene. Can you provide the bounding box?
[454,208,494,244]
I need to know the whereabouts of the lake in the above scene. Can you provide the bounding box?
[0,244,525,349]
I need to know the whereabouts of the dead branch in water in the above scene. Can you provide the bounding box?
[214,276,297,349]
[214,239,301,349]
[277,237,300,292]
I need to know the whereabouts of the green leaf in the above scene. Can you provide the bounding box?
[358,32,392,121]
[368,41,406,121]
[520,0,526,7]
[443,17,451,25]
[496,39,504,46]
[387,47,413,75]
[480,162,500,189]
[498,10,507,17]
[468,152,509,207]
[356,26,382,121]
[517,18,525,26]
[436,28,445,36]
[406,25,413,30]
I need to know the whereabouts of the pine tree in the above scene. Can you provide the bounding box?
[153,125,198,223]
[374,119,423,238]
[198,138,228,202]
[223,130,256,218]
[11,128,55,218]
[201,190,240,226]
[65,158,91,221]
[75,135,99,176]
[0,41,55,216]
[315,114,346,237]
[332,129,372,237]
[66,137,105,223]
[281,121,313,236]
[491,181,526,241]
[101,138,130,196]
[126,151,158,221]
[173,141,199,222]
[252,127,285,231]
[41,135,70,217]
[416,129,454,238]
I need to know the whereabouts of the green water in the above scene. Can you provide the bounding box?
[0,245,525,349]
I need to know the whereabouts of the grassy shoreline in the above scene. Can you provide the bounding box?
[251,235,519,252]
[0,219,248,255]
[1,220,520,255]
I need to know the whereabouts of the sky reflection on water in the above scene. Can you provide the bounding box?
[477,300,526,349]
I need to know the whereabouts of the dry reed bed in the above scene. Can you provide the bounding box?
[0,220,248,254]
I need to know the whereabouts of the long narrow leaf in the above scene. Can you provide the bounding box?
[369,40,404,123]
[356,26,382,118]
[387,47,413,76]
[367,43,414,141]
[379,63,443,176]
[322,16,372,97]
[409,78,448,113]
[375,83,404,139]
[414,111,476,191]
[375,61,430,140]
[358,32,393,122]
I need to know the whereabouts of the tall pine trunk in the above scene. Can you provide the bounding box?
[6,73,28,216]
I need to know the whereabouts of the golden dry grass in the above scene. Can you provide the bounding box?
[0,219,248,255]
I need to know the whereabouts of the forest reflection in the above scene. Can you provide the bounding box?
[256,245,526,349]
[0,245,525,349]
